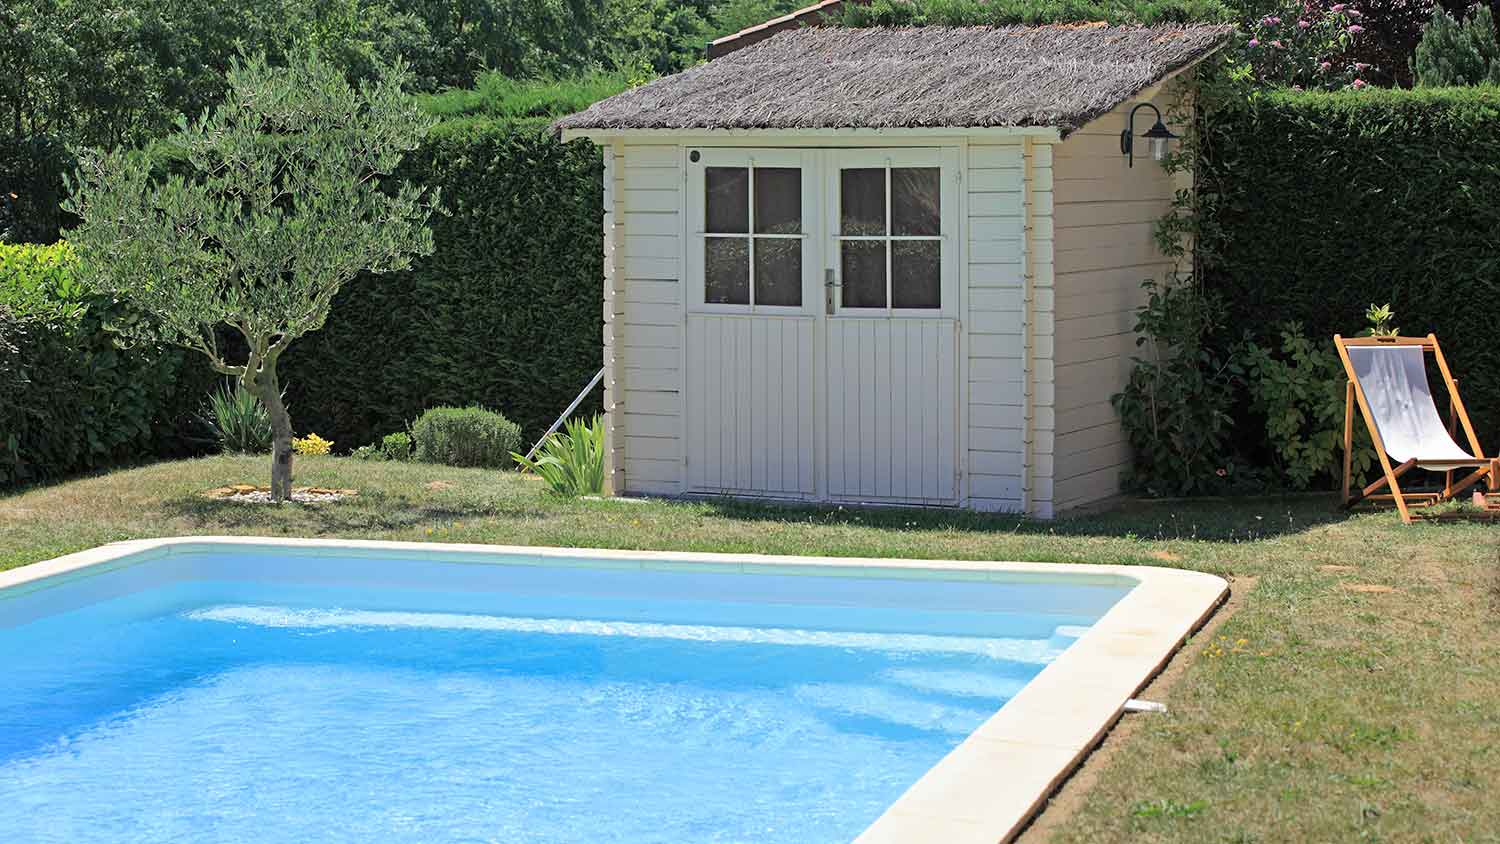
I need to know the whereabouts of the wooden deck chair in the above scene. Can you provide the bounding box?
[1334,334,1499,523]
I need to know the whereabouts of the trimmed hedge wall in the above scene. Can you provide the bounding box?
[0,243,213,486]
[280,117,605,448]
[1201,87,1500,452]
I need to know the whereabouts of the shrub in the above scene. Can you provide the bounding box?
[1241,324,1376,489]
[1198,87,1500,455]
[281,114,607,448]
[351,443,382,460]
[513,414,605,496]
[381,432,413,461]
[1113,279,1245,497]
[1412,5,1500,86]
[201,381,274,454]
[0,242,213,486]
[411,406,522,468]
[1237,2,1377,89]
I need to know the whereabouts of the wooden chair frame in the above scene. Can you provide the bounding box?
[1335,334,1497,523]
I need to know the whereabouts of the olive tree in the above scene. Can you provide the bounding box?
[66,52,436,500]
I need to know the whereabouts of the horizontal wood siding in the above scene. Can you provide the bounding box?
[966,141,1028,512]
[619,144,684,495]
[1051,91,1184,511]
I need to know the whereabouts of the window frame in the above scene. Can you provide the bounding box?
[826,148,960,320]
[684,149,819,316]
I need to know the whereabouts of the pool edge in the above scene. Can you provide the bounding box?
[2,536,1228,844]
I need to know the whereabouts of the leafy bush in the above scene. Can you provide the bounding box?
[513,414,605,496]
[0,242,213,486]
[281,113,607,448]
[201,381,274,454]
[421,72,635,120]
[1241,324,1375,489]
[1238,3,1377,89]
[411,406,522,468]
[382,432,413,461]
[1199,86,1500,455]
[1412,5,1500,86]
[1113,279,1244,497]
[292,433,333,455]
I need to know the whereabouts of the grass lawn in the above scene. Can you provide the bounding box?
[3,455,1498,842]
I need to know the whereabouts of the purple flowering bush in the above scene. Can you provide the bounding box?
[1239,2,1377,88]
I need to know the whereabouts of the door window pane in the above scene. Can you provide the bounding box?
[841,241,886,308]
[840,168,885,236]
[891,240,941,308]
[705,167,748,233]
[891,168,941,236]
[705,237,749,304]
[754,168,800,235]
[754,239,801,306]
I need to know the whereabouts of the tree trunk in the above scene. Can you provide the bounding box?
[251,365,294,502]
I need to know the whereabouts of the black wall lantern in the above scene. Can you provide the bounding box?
[1120,103,1177,168]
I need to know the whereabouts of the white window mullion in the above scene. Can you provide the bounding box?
[883,163,893,314]
[747,164,757,310]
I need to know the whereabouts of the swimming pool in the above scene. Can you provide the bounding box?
[0,538,1226,843]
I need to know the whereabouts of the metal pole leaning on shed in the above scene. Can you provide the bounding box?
[522,367,605,465]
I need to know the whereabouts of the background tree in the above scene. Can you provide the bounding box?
[1413,4,1500,85]
[64,52,437,500]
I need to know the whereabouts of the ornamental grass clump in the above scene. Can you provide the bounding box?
[202,381,275,454]
[511,415,604,496]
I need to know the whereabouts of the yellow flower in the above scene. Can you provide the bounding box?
[292,433,333,455]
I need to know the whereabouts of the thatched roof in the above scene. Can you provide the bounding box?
[556,24,1233,135]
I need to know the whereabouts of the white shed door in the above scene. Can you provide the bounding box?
[824,149,960,504]
[684,150,821,496]
[681,147,960,504]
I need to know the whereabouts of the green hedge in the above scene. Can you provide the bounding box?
[1201,87,1500,453]
[280,116,606,448]
[0,243,213,486]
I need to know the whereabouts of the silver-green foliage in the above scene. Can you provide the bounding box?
[1413,6,1500,87]
[63,51,437,500]
[512,415,604,496]
[411,406,521,469]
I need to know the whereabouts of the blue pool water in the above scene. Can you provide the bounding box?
[0,545,1133,843]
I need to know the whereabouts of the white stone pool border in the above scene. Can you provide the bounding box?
[1,537,1229,844]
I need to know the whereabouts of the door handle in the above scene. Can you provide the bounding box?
[824,269,839,315]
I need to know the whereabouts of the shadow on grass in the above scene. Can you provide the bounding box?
[683,493,1359,543]
[158,488,552,534]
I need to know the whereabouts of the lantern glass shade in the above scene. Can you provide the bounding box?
[1144,119,1175,161]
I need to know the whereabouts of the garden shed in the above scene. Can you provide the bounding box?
[556,23,1233,517]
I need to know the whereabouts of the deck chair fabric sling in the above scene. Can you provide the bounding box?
[1335,334,1497,523]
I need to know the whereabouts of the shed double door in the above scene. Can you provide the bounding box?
[684,148,960,505]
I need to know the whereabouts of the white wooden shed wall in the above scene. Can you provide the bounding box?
[1051,90,1188,512]
[593,87,1182,517]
